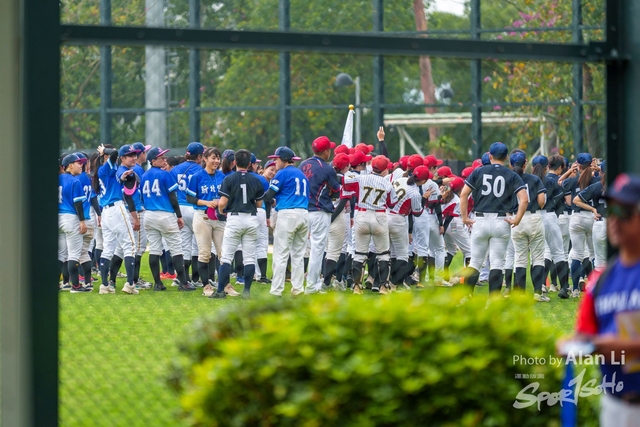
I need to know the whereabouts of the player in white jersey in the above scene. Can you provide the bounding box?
[441,177,470,283]
[387,166,430,290]
[422,169,447,285]
[343,155,398,294]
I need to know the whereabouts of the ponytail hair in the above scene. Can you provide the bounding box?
[578,165,594,190]
[509,148,526,177]
[221,157,234,174]
[532,163,546,180]
[600,171,606,189]
[91,153,106,194]
[407,175,416,186]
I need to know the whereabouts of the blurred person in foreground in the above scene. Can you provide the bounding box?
[560,173,640,426]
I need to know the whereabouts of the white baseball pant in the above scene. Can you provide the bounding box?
[101,201,136,260]
[58,213,83,262]
[353,210,390,263]
[79,221,95,265]
[511,212,546,268]
[219,214,258,265]
[255,209,269,277]
[592,218,607,269]
[192,210,225,262]
[144,210,182,256]
[468,214,511,272]
[387,213,409,262]
[134,210,148,256]
[270,209,309,296]
[412,212,430,257]
[307,211,331,290]
[427,213,445,281]
[569,211,595,262]
[90,208,103,251]
[504,239,515,270]
[443,217,471,259]
[179,205,199,258]
[558,213,571,254]
[326,211,346,262]
[541,211,566,263]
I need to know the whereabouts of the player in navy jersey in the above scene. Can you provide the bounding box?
[171,142,205,285]
[546,154,572,292]
[508,150,548,301]
[186,147,233,296]
[249,153,271,284]
[141,147,195,292]
[459,142,528,297]
[93,144,141,295]
[573,161,607,270]
[59,153,90,293]
[263,146,310,297]
[209,149,265,299]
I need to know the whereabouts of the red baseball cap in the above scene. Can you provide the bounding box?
[449,177,465,192]
[355,143,374,154]
[471,159,483,169]
[334,144,354,156]
[413,165,431,181]
[461,167,475,179]
[371,155,389,172]
[312,136,337,153]
[407,154,424,170]
[333,153,351,170]
[437,166,454,178]
[399,155,410,170]
[424,155,444,168]
[349,150,372,167]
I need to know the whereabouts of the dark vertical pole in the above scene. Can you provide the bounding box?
[470,0,482,159]
[279,0,291,146]
[372,0,384,139]
[189,0,201,143]
[572,0,584,155]
[100,0,112,146]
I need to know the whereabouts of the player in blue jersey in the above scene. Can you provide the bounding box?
[209,149,265,299]
[59,153,90,293]
[186,147,238,296]
[141,147,195,292]
[221,149,235,177]
[171,142,205,285]
[459,142,528,298]
[263,146,309,297]
[131,142,152,288]
[249,153,272,284]
[93,144,141,295]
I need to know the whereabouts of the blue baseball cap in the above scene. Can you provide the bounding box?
[481,152,491,166]
[222,149,235,161]
[532,155,549,167]
[251,153,262,164]
[576,152,593,166]
[510,151,526,167]
[186,142,204,156]
[62,153,88,167]
[489,142,508,158]
[119,145,139,157]
[605,174,640,205]
[132,142,151,154]
[601,160,606,173]
[268,146,301,162]
[147,147,170,163]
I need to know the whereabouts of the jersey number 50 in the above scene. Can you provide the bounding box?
[481,174,505,197]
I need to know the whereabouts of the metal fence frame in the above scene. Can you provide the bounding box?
[3,0,639,425]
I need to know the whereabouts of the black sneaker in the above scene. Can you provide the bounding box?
[70,286,91,293]
[154,283,167,291]
[371,285,380,293]
[209,291,227,299]
[178,283,196,292]
[558,288,570,299]
[259,277,272,284]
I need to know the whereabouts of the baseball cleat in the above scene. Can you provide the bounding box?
[541,285,548,294]
[59,283,72,291]
[122,282,139,295]
[259,277,272,284]
[352,284,363,295]
[379,284,391,295]
[85,282,94,291]
[70,286,91,293]
[191,280,204,288]
[571,289,581,298]
[534,293,551,302]
[304,287,319,295]
[449,277,461,285]
[558,288,570,299]
[209,291,227,299]
[371,284,380,293]
[549,284,559,293]
[202,284,214,297]
[579,278,586,291]
[153,283,167,291]
[178,283,196,292]
[116,271,127,278]
[172,278,180,287]
[235,277,245,285]
[224,284,241,297]
[99,284,116,294]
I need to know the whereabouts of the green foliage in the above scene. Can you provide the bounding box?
[169,291,582,427]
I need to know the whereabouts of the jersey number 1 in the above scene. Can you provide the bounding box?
[294,178,307,196]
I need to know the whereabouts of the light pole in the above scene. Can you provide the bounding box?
[336,72,361,144]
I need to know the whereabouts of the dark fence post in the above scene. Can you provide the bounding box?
[373,0,384,141]
[470,0,482,159]
[189,0,201,144]
[572,0,584,156]
[279,0,291,146]
[100,0,112,146]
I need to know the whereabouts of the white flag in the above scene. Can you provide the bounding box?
[341,108,355,148]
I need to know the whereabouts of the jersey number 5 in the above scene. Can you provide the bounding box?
[481,174,505,197]
[392,181,406,201]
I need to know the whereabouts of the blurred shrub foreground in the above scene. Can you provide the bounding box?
[169,291,599,426]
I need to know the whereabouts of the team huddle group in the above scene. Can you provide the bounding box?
[57,127,606,301]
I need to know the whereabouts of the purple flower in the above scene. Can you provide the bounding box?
[586,115,592,120]
[200,86,205,92]
[512,20,523,28]
[519,12,533,21]
[493,105,502,111]
[496,35,503,40]
[484,76,491,82]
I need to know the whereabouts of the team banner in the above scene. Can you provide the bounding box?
[341,105,355,148]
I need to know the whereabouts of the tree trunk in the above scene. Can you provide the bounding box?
[582,64,601,157]
[413,0,438,144]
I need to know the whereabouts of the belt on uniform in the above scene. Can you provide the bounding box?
[356,207,385,213]
[388,211,406,216]
[595,217,604,221]
[230,212,256,216]
[104,201,123,209]
[475,212,506,217]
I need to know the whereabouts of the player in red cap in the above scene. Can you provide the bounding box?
[441,176,471,284]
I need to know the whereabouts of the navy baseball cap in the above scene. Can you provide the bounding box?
[576,152,593,166]
[264,160,276,169]
[147,147,170,162]
[564,157,569,168]
[605,173,640,205]
[489,142,508,158]
[601,160,606,173]
[481,152,491,166]
[186,142,204,156]
[510,151,526,167]
[62,153,87,167]
[268,146,301,162]
[132,142,151,153]
[222,149,235,161]
[250,153,262,164]
[532,155,549,167]
[119,145,139,157]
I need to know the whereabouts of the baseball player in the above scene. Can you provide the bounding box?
[459,142,528,297]
[546,155,572,293]
[208,149,265,299]
[249,153,271,284]
[59,153,90,293]
[405,154,430,287]
[441,176,471,283]
[88,152,104,274]
[93,144,140,295]
[186,147,236,296]
[299,136,341,294]
[573,162,607,270]
[422,156,446,285]
[141,147,194,292]
[508,150,549,302]
[344,155,398,294]
[263,147,309,296]
[171,142,205,285]
[131,142,152,288]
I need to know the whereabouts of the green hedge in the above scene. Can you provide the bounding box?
[169,291,599,426]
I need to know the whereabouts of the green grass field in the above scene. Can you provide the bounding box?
[59,253,581,426]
